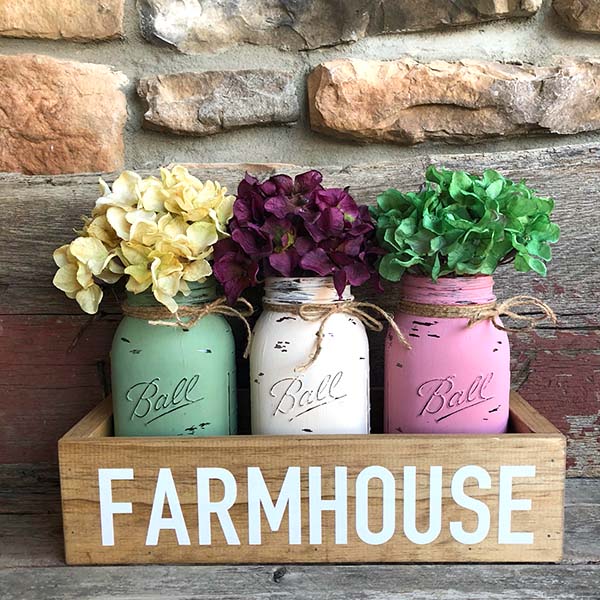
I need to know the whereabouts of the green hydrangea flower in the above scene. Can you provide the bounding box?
[370,166,560,282]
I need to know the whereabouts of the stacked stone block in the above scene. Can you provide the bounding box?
[0,0,599,174]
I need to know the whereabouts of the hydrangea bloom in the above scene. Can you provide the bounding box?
[213,170,381,303]
[370,166,560,282]
[53,166,234,314]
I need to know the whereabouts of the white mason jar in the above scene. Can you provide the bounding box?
[250,277,370,434]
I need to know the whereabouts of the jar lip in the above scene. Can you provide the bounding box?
[264,275,353,304]
[265,276,334,285]
[400,273,496,305]
[402,273,494,282]
[126,277,218,308]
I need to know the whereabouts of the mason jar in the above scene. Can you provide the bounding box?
[385,274,510,434]
[111,278,237,436]
[250,277,370,435]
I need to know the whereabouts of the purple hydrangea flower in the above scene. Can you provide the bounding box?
[213,170,381,302]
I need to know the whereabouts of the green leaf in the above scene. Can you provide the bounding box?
[449,171,473,200]
[394,251,423,268]
[514,254,530,273]
[544,222,561,243]
[378,254,405,282]
[383,227,402,251]
[536,196,554,213]
[430,236,445,252]
[406,230,435,254]
[526,239,552,260]
[398,215,417,235]
[482,169,502,187]
[377,189,406,212]
[431,254,441,280]
[425,165,451,186]
[508,195,537,217]
[486,179,504,200]
[527,255,548,276]
[447,241,474,269]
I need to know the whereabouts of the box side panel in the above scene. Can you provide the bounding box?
[60,397,113,440]
[509,392,563,435]
[60,434,566,565]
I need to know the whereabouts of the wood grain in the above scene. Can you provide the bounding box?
[0,315,117,464]
[57,394,565,564]
[0,515,65,568]
[1,465,596,568]
[0,463,60,515]
[0,144,598,472]
[0,146,598,318]
[2,563,600,600]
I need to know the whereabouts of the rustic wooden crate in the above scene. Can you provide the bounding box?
[59,392,565,565]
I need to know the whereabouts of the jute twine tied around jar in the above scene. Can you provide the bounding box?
[263,300,411,371]
[121,297,255,358]
[396,294,557,333]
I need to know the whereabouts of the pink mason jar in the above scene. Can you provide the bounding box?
[384,274,510,434]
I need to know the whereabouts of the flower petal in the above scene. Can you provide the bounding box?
[53,245,72,268]
[183,258,212,282]
[187,221,218,255]
[111,171,142,204]
[53,264,80,294]
[76,261,94,288]
[70,237,111,275]
[299,248,335,276]
[75,284,103,314]
[106,207,131,242]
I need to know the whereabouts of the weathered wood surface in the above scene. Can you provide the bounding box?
[1,563,599,600]
[1,146,599,318]
[564,478,600,565]
[0,143,598,472]
[0,463,60,514]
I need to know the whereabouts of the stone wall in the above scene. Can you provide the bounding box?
[2,0,600,174]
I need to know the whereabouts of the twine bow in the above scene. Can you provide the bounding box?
[467,295,557,332]
[122,297,254,358]
[264,300,410,371]
[397,294,557,333]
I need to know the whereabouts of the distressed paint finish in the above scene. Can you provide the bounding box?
[384,275,510,434]
[0,145,598,472]
[511,329,600,477]
[251,278,370,435]
[111,282,237,438]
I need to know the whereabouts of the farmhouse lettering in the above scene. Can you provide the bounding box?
[98,464,535,548]
[417,373,495,422]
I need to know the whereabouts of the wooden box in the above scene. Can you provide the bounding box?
[58,392,565,565]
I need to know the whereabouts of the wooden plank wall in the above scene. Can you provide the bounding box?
[0,144,598,474]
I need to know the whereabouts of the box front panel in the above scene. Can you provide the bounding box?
[59,434,565,564]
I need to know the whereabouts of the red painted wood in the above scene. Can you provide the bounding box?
[0,314,118,365]
[0,315,116,463]
[511,330,600,477]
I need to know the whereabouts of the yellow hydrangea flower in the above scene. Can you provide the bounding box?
[149,252,184,313]
[52,239,117,314]
[53,166,235,313]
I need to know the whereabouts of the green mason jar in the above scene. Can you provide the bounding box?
[111,278,237,437]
